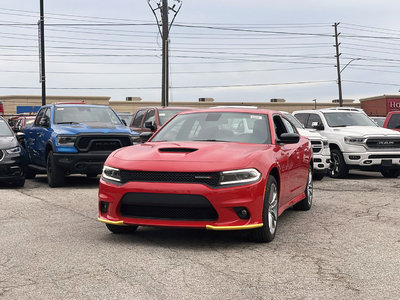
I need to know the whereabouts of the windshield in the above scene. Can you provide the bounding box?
[323,112,377,127]
[54,106,122,125]
[152,112,271,144]
[284,113,304,129]
[158,109,188,125]
[0,119,13,136]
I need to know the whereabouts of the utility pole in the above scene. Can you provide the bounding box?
[333,22,343,107]
[39,0,46,106]
[147,0,182,107]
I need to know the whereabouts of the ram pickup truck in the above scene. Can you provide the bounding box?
[293,108,400,178]
[25,103,138,187]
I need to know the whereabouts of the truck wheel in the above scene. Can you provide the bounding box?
[329,149,348,178]
[380,169,400,178]
[47,151,65,187]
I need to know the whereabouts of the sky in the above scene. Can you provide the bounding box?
[1,0,400,104]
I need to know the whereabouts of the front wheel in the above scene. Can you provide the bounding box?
[252,176,279,243]
[329,149,348,178]
[380,169,400,178]
[47,151,65,187]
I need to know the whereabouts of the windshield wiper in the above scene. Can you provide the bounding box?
[56,121,81,124]
[331,125,347,127]
[192,139,229,142]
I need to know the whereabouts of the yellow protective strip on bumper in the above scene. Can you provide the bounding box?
[97,217,125,226]
[206,223,263,231]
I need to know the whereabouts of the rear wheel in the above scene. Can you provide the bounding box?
[47,151,65,187]
[294,166,313,211]
[329,149,348,178]
[380,169,400,178]
[106,223,138,234]
[252,176,279,243]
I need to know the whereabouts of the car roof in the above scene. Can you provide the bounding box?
[177,107,281,115]
[52,103,109,108]
[135,106,193,111]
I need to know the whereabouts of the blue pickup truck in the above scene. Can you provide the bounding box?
[24,103,138,187]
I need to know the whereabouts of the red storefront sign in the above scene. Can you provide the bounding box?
[386,98,400,112]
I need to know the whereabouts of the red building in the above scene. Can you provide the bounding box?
[360,95,400,117]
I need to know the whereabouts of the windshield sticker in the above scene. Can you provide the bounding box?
[250,115,262,120]
[56,108,64,111]
[159,113,166,116]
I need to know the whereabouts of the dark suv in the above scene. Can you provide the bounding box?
[0,116,27,187]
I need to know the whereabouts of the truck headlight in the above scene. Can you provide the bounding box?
[219,168,261,186]
[56,135,77,146]
[344,136,365,144]
[102,166,121,182]
[6,146,21,154]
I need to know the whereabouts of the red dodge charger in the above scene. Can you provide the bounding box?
[98,108,313,242]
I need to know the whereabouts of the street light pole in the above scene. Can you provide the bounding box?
[39,0,46,106]
[333,22,343,107]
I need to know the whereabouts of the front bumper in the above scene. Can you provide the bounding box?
[313,152,330,174]
[344,152,400,170]
[53,152,111,174]
[0,152,26,181]
[98,178,266,230]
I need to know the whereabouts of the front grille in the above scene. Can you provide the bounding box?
[119,170,221,186]
[366,138,400,150]
[311,140,322,153]
[76,135,131,152]
[120,193,218,221]
[0,150,4,161]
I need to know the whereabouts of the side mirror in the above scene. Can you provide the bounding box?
[139,132,153,143]
[144,121,156,131]
[39,117,49,127]
[279,133,300,144]
[311,121,324,130]
[16,132,25,141]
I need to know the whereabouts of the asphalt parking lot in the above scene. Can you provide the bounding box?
[0,172,399,299]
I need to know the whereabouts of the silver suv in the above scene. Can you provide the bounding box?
[293,108,400,178]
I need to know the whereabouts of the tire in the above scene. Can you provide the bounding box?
[294,166,313,211]
[380,169,400,178]
[313,173,325,181]
[106,223,138,234]
[25,167,36,179]
[329,149,348,178]
[47,151,65,187]
[252,176,279,243]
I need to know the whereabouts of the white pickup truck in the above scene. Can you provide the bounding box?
[282,112,330,180]
[293,108,400,178]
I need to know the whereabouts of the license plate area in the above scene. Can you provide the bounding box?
[381,159,393,167]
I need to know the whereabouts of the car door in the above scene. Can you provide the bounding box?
[281,116,308,198]
[26,108,46,164]
[142,109,156,132]
[272,114,299,205]
[35,107,52,166]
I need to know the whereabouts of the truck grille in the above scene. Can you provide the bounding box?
[120,193,218,221]
[311,140,322,153]
[119,170,221,186]
[76,135,131,152]
[366,138,400,150]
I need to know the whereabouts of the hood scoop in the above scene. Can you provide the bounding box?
[158,147,198,153]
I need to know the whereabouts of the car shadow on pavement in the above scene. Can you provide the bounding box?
[30,174,100,188]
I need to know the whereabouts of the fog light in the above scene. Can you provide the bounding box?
[349,155,361,160]
[100,201,109,213]
[318,164,324,168]
[233,207,250,219]
[364,160,372,165]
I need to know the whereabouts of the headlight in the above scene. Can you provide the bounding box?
[6,146,21,154]
[219,168,261,186]
[102,166,121,182]
[56,135,77,146]
[344,136,365,144]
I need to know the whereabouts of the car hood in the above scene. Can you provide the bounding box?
[52,123,137,135]
[110,141,272,172]
[297,128,322,139]
[0,136,18,150]
[330,126,400,137]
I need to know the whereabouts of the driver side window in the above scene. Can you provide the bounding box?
[273,115,289,139]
